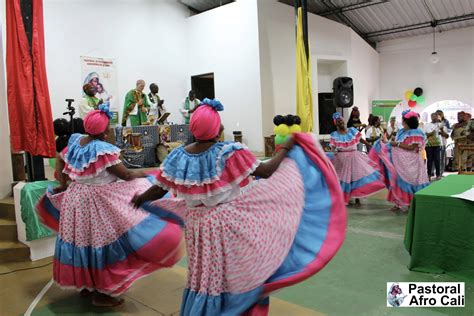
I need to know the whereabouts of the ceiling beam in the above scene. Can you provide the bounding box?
[321,0,376,47]
[318,0,388,17]
[365,13,474,38]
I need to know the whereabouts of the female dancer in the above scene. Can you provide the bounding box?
[132,99,347,315]
[369,110,430,212]
[329,112,385,207]
[37,105,183,307]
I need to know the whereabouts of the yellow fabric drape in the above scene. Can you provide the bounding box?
[296,7,314,132]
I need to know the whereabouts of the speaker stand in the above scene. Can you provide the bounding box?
[25,153,46,182]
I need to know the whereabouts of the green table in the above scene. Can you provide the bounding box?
[404,175,474,281]
[20,180,57,241]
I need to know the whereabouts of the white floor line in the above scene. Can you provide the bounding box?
[348,227,404,240]
[24,279,53,316]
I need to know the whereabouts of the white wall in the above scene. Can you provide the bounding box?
[187,0,263,151]
[378,26,474,111]
[43,0,190,123]
[0,20,13,198]
[349,32,380,124]
[257,0,379,135]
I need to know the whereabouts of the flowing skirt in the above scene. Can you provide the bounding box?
[329,150,385,204]
[368,141,429,208]
[36,178,183,296]
[143,133,347,316]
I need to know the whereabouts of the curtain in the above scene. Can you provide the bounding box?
[6,0,55,157]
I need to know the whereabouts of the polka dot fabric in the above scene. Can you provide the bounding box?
[151,159,305,296]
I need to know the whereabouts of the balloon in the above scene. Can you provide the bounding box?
[49,158,56,169]
[274,124,290,136]
[417,95,425,104]
[273,115,285,126]
[275,134,288,145]
[404,90,414,101]
[408,100,417,107]
[284,115,296,126]
[414,87,423,97]
[289,125,301,133]
[294,116,302,125]
[410,94,418,101]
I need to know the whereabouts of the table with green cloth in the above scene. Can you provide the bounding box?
[20,180,57,241]
[404,175,474,281]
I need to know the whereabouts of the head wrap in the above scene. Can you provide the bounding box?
[83,103,112,136]
[189,98,223,141]
[402,110,419,120]
[83,83,94,92]
[333,112,342,125]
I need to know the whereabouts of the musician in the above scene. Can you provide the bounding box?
[122,80,150,126]
[147,83,167,123]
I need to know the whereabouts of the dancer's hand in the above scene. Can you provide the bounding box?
[281,136,295,152]
[54,185,67,193]
[132,194,146,208]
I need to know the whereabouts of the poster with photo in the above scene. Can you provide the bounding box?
[80,56,119,124]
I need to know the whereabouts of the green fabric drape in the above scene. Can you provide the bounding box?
[20,180,57,240]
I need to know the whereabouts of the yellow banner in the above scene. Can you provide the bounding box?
[296,7,314,132]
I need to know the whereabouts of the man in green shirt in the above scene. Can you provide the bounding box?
[122,80,149,126]
[79,83,102,118]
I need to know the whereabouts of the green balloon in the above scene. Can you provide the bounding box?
[410,94,418,101]
[49,158,56,169]
[417,95,425,104]
[275,134,288,145]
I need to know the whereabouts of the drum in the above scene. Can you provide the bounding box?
[131,133,142,148]
[156,144,169,164]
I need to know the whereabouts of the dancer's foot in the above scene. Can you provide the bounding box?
[80,289,93,298]
[355,199,361,208]
[92,293,124,307]
[389,206,400,212]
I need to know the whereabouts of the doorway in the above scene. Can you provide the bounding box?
[191,73,215,100]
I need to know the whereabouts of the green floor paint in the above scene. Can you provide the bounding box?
[273,200,474,316]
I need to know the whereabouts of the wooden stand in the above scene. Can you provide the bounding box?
[264,136,275,157]
[458,144,474,175]
[11,152,26,181]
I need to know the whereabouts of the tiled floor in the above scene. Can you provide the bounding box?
[2,189,473,315]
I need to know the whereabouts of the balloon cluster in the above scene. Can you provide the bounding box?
[404,87,425,108]
[273,114,301,146]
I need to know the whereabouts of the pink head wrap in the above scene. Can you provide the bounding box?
[403,110,419,120]
[189,98,223,141]
[83,104,112,135]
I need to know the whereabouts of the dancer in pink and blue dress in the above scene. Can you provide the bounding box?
[369,110,430,212]
[132,98,347,316]
[329,112,385,207]
[36,105,183,307]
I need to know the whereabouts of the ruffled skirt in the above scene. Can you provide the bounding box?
[368,141,429,207]
[329,150,385,204]
[143,133,347,315]
[36,178,183,296]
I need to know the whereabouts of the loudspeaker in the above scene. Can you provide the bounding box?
[333,77,353,108]
[318,93,337,135]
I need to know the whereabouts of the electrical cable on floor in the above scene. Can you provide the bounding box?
[0,261,52,276]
